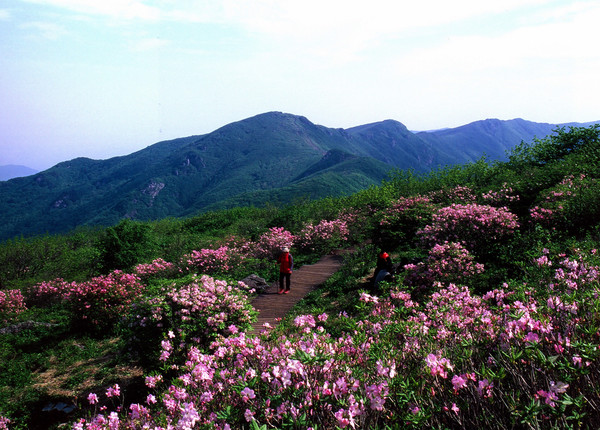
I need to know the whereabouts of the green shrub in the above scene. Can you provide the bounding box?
[97,219,156,272]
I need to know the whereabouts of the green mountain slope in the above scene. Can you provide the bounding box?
[418,118,565,163]
[1,112,597,241]
[346,119,440,170]
[209,153,392,211]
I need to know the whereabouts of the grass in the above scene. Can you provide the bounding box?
[0,307,144,429]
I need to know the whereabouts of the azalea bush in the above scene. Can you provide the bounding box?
[251,227,295,260]
[427,185,477,205]
[120,274,257,369]
[74,247,600,429]
[403,241,485,294]
[529,174,600,233]
[480,182,520,207]
[134,258,178,280]
[296,218,350,254]
[375,195,435,250]
[28,271,145,332]
[181,246,239,276]
[0,289,27,323]
[417,203,520,256]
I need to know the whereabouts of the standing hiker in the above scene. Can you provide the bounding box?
[277,247,294,294]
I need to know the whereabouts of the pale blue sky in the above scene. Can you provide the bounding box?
[1,0,599,170]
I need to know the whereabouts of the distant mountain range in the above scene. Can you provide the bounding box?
[0,164,39,181]
[1,112,598,241]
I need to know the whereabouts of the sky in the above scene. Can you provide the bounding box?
[1,0,599,171]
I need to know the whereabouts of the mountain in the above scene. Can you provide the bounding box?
[0,165,39,181]
[0,112,597,241]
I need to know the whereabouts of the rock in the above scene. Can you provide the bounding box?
[0,320,58,335]
[240,274,270,293]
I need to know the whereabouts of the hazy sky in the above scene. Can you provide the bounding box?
[1,0,599,170]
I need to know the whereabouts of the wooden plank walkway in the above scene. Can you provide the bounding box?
[249,253,344,333]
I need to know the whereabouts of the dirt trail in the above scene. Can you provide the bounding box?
[249,253,344,333]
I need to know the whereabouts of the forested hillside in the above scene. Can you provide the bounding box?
[2,112,595,241]
[1,124,599,429]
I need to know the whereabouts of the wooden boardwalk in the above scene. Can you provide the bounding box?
[249,253,344,333]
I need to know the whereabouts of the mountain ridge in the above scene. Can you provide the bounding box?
[0,164,39,181]
[1,111,598,241]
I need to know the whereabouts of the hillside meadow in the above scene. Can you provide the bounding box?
[1,125,600,429]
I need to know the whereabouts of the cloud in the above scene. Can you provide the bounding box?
[405,0,600,73]
[129,37,169,52]
[20,21,69,39]
[21,0,162,21]
[0,9,11,20]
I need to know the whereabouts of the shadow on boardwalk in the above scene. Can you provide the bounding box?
[249,253,345,333]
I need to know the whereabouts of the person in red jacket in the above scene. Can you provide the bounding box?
[277,247,294,294]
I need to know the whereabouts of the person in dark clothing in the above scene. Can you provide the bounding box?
[374,250,394,287]
[375,250,393,275]
[278,247,294,294]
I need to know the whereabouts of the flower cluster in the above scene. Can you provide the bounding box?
[529,174,597,229]
[418,203,519,251]
[428,186,477,204]
[0,417,10,430]
[251,227,295,259]
[124,275,256,367]
[83,317,398,429]
[27,278,73,306]
[0,289,27,322]
[67,271,145,328]
[481,182,520,206]
[296,218,349,253]
[74,243,600,429]
[134,258,178,279]
[404,242,484,289]
[28,271,144,328]
[182,246,236,275]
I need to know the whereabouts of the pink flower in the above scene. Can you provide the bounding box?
[451,375,467,391]
[244,408,255,422]
[106,384,120,398]
[476,379,493,398]
[241,387,256,402]
[524,332,540,343]
[87,393,98,404]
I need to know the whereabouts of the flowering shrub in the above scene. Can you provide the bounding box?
[376,195,435,248]
[87,317,399,429]
[0,416,10,430]
[404,241,484,291]
[181,246,237,275]
[68,271,145,330]
[529,174,599,231]
[0,289,27,323]
[27,271,144,330]
[74,243,600,429]
[418,203,519,253]
[134,258,178,279]
[337,206,375,242]
[121,274,256,367]
[28,278,74,306]
[251,227,295,259]
[480,182,520,206]
[296,218,349,253]
[428,185,477,204]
